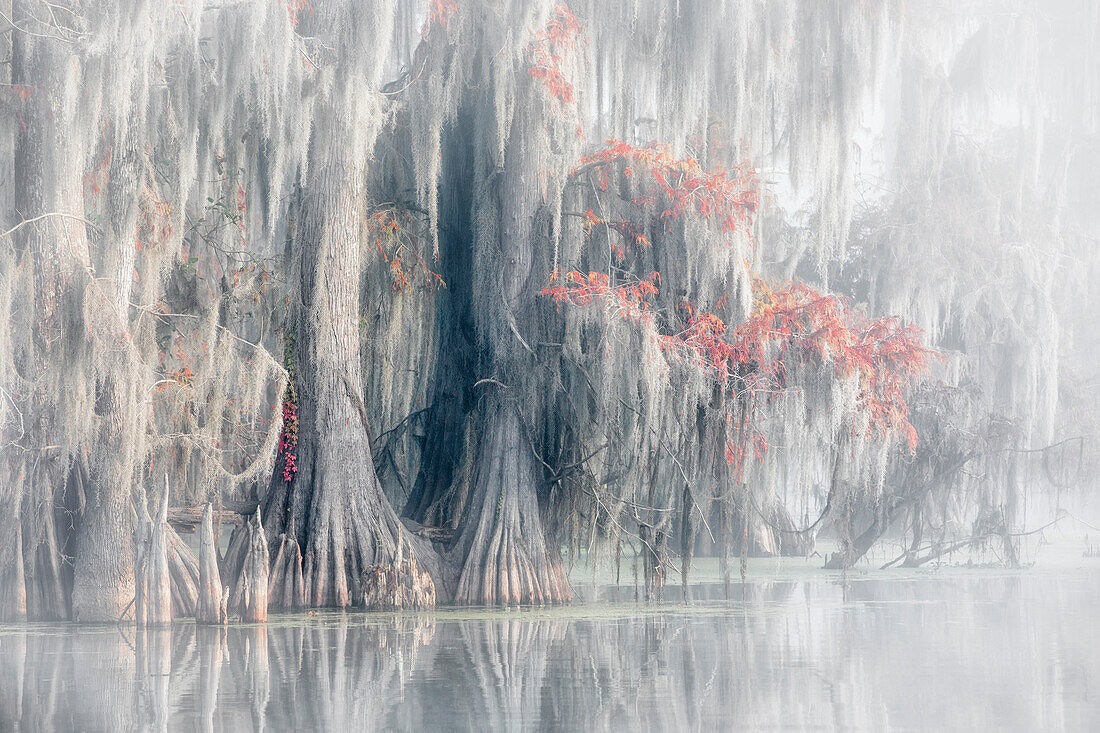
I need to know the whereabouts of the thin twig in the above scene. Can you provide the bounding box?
[0,212,102,240]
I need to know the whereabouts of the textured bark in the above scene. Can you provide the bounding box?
[440,60,573,606]
[167,529,199,618]
[234,117,442,610]
[134,481,172,627]
[71,128,148,621]
[71,491,135,622]
[232,512,269,623]
[197,504,228,625]
[404,391,469,529]
[0,491,26,620]
[403,104,480,536]
[361,556,436,611]
[450,401,571,606]
[272,532,307,613]
[267,520,306,612]
[168,501,256,532]
[7,0,91,623]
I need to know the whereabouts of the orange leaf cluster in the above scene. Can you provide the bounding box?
[528,5,585,105]
[576,140,759,238]
[282,0,312,26]
[664,280,937,450]
[541,270,659,328]
[544,272,937,457]
[368,209,445,292]
[423,0,457,37]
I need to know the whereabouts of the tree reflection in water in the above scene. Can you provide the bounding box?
[0,574,1096,731]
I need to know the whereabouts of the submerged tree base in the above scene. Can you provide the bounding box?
[449,401,572,606]
[362,557,436,611]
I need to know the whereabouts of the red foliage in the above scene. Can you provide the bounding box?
[576,140,759,239]
[279,390,299,483]
[282,0,312,26]
[528,6,585,105]
[725,429,769,482]
[541,270,659,328]
[544,272,937,458]
[368,208,445,292]
[423,0,457,36]
[846,314,936,450]
[550,140,930,467]
[660,279,937,452]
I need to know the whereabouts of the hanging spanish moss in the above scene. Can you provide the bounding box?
[0,0,1096,627]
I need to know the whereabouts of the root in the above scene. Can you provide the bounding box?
[267,520,305,612]
[450,403,571,606]
[167,530,199,618]
[134,480,172,627]
[361,555,436,610]
[246,433,442,610]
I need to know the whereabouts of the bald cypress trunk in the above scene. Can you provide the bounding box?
[449,399,570,605]
[71,376,139,622]
[229,114,441,610]
[403,106,478,531]
[70,131,148,622]
[442,83,571,604]
[8,1,94,621]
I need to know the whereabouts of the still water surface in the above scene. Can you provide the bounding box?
[0,566,1097,731]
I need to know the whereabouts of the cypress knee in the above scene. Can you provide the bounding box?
[232,512,269,623]
[197,504,228,625]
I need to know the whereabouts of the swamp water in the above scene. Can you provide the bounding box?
[0,555,1097,731]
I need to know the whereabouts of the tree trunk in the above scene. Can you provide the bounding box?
[679,483,696,593]
[1002,456,1021,567]
[0,488,26,619]
[900,503,925,568]
[639,522,668,602]
[71,488,134,622]
[449,400,571,605]
[824,513,883,570]
[197,504,228,625]
[719,498,734,599]
[402,108,478,530]
[71,117,157,621]
[7,0,92,622]
[234,119,441,610]
[70,314,147,622]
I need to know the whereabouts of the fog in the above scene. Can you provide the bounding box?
[0,0,1097,730]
